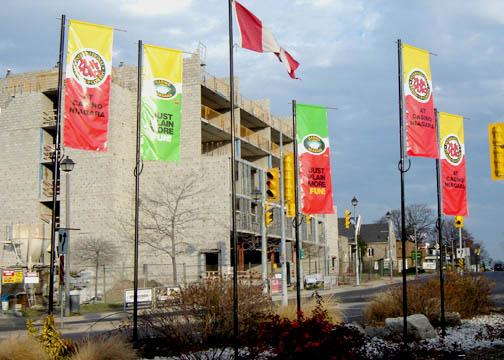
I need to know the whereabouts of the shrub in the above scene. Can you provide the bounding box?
[134,278,273,357]
[71,336,136,360]
[0,336,49,360]
[26,315,74,359]
[275,294,342,324]
[363,272,495,325]
[260,295,365,359]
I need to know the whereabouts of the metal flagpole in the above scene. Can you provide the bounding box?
[434,109,446,337]
[133,40,143,344]
[435,168,447,335]
[279,130,288,305]
[292,100,302,316]
[228,0,239,356]
[397,38,409,346]
[49,14,66,315]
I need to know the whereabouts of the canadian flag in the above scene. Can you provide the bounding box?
[233,1,300,79]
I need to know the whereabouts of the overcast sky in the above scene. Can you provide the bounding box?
[1,0,503,261]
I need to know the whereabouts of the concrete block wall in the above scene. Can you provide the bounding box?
[0,93,54,228]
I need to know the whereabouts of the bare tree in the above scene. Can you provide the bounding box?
[139,175,209,285]
[376,204,436,242]
[74,237,119,301]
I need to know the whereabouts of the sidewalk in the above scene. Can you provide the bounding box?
[0,310,128,340]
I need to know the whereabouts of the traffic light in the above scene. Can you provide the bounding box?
[305,215,312,224]
[344,209,351,229]
[454,216,464,228]
[283,153,295,217]
[266,167,280,202]
[265,204,274,227]
[488,122,504,180]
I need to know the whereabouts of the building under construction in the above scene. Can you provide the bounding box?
[0,54,339,301]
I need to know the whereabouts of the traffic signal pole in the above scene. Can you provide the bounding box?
[261,176,268,294]
[279,130,288,306]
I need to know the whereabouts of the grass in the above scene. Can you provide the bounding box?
[275,295,343,323]
[77,302,123,315]
[71,336,136,360]
[0,336,49,360]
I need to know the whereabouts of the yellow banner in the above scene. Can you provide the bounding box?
[143,44,183,84]
[67,19,113,65]
[439,112,465,152]
[402,43,432,86]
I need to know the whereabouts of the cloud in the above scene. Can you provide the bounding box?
[118,0,193,17]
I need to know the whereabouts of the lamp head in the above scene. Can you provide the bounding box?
[60,156,75,172]
[351,196,358,207]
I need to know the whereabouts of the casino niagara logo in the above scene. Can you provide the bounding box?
[303,135,326,154]
[154,79,177,99]
[443,135,463,165]
[71,50,107,87]
[408,69,431,102]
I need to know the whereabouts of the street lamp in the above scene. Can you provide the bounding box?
[60,156,75,316]
[351,196,360,286]
[386,211,393,281]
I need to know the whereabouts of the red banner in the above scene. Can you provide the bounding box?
[299,151,333,214]
[402,43,438,158]
[63,20,113,151]
[296,103,334,214]
[439,112,468,216]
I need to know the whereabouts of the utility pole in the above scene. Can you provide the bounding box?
[414,227,418,279]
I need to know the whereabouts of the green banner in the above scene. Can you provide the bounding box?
[141,44,183,162]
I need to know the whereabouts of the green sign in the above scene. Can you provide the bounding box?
[411,251,422,260]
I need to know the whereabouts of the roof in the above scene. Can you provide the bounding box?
[359,223,390,243]
[338,220,392,244]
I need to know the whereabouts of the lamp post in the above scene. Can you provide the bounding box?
[60,156,75,316]
[351,196,360,286]
[386,211,393,281]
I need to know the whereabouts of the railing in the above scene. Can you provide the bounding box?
[40,212,59,227]
[201,105,233,133]
[42,179,59,198]
[270,142,280,157]
[42,144,55,162]
[201,71,231,99]
[42,109,57,127]
[271,115,293,137]
[240,125,270,152]
[236,211,260,234]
